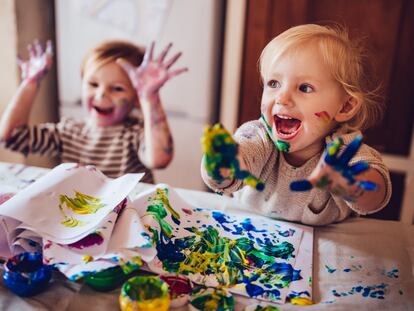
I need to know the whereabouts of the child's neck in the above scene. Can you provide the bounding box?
[283,141,324,167]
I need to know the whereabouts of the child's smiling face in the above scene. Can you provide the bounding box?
[261,41,349,165]
[82,61,137,127]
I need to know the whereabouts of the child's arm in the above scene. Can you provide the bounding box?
[0,40,53,141]
[118,42,187,169]
[290,136,387,213]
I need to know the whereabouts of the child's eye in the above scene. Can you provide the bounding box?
[267,80,280,88]
[88,81,98,88]
[112,86,125,92]
[299,84,314,93]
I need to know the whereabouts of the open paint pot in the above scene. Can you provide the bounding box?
[160,274,192,308]
[189,287,235,311]
[2,252,52,297]
[119,275,170,311]
[243,304,281,311]
[84,265,128,292]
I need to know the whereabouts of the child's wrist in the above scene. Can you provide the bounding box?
[20,79,40,90]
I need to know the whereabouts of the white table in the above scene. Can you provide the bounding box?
[0,162,413,310]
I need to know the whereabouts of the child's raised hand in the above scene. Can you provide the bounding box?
[117,42,187,100]
[18,40,53,85]
[202,123,264,191]
[290,136,377,202]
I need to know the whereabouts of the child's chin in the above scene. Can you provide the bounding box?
[93,116,122,127]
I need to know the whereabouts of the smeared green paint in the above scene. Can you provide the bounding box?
[261,114,290,153]
[145,187,301,299]
[202,123,264,191]
[146,188,181,238]
[59,191,105,215]
[316,175,331,188]
[276,140,290,153]
[58,191,105,227]
[190,288,234,311]
[61,216,86,227]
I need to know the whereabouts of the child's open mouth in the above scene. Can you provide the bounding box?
[274,114,301,140]
[93,106,114,116]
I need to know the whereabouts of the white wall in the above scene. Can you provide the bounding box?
[0,0,22,163]
[56,0,223,190]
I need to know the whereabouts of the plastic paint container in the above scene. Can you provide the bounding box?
[243,304,281,311]
[189,287,235,311]
[160,274,192,308]
[2,252,52,297]
[84,265,128,292]
[119,275,170,311]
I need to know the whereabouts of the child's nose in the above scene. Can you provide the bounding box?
[276,91,293,107]
[95,88,106,101]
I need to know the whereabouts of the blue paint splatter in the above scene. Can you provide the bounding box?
[278,229,295,237]
[332,283,388,299]
[325,265,336,273]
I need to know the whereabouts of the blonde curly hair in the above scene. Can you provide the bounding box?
[259,24,383,132]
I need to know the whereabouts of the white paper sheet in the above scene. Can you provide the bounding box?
[0,163,143,243]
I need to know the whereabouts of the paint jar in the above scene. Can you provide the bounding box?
[243,303,281,311]
[189,287,235,311]
[119,275,170,311]
[160,274,192,308]
[84,265,128,292]
[2,252,52,297]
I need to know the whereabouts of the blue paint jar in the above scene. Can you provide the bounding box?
[3,252,52,297]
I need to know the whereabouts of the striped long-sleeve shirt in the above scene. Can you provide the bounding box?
[3,117,154,182]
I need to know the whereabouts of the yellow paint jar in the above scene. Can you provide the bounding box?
[119,276,170,311]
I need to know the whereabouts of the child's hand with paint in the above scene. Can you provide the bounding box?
[201,123,264,191]
[19,40,53,85]
[290,135,377,202]
[117,42,187,104]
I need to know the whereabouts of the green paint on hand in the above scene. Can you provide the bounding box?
[201,123,264,191]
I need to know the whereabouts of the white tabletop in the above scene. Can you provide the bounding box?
[0,162,413,310]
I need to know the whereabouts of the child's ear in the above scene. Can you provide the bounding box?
[334,96,361,122]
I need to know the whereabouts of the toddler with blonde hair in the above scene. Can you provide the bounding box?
[202,24,391,225]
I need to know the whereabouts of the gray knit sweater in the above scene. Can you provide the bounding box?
[201,119,392,226]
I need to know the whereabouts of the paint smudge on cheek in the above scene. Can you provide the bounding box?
[315,111,331,123]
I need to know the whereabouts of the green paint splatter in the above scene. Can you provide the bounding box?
[60,216,87,227]
[252,306,280,311]
[261,114,290,153]
[190,288,234,311]
[276,140,290,153]
[145,188,182,238]
[201,123,264,191]
[146,188,299,295]
[58,191,105,227]
[316,175,331,188]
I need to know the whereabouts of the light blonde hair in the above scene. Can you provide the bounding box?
[259,24,383,131]
[81,40,144,78]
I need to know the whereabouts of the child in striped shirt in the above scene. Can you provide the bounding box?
[0,40,187,182]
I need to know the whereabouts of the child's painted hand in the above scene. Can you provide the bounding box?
[202,123,264,191]
[18,40,53,85]
[290,135,377,202]
[117,42,187,101]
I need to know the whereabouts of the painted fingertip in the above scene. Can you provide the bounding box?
[256,182,265,191]
[350,161,369,175]
[290,180,313,191]
[358,181,377,191]
[337,135,363,166]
